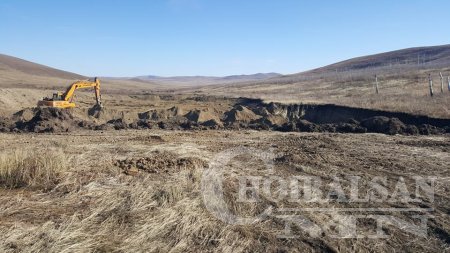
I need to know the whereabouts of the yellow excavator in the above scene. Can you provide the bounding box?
[37,77,102,109]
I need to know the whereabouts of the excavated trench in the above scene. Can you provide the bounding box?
[270,103,449,127]
[0,97,449,135]
[238,98,450,135]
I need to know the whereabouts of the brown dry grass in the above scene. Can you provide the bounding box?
[0,149,68,190]
[0,131,448,252]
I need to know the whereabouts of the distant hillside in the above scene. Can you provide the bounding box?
[216,44,450,87]
[0,54,164,92]
[130,73,282,86]
[299,44,450,76]
[0,54,85,80]
[220,73,281,81]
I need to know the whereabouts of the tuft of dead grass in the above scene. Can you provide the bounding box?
[0,149,68,190]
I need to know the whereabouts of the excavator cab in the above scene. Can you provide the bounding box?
[51,92,64,101]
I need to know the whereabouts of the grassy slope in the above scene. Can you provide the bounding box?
[0,54,163,92]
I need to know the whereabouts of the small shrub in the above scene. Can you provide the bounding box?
[0,149,67,190]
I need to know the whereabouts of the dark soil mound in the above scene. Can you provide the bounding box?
[106,118,129,130]
[326,123,367,133]
[15,107,75,133]
[361,116,407,135]
[296,120,321,132]
[418,124,446,135]
[201,119,222,129]
[240,99,449,135]
[114,151,207,175]
[87,104,105,118]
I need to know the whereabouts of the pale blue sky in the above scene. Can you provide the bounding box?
[0,0,449,76]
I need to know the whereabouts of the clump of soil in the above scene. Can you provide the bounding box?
[139,107,184,121]
[224,105,261,124]
[2,107,103,133]
[184,109,224,129]
[87,104,105,118]
[201,119,222,129]
[86,105,137,125]
[275,153,305,164]
[0,116,14,132]
[12,108,35,122]
[418,124,446,135]
[332,122,367,133]
[361,116,407,135]
[114,151,207,175]
[185,109,221,124]
[106,118,129,130]
[14,107,75,133]
[296,119,322,132]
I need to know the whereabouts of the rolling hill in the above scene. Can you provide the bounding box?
[0,54,162,92]
[0,53,281,89]
[0,54,85,80]
[0,54,86,89]
[306,44,450,74]
[105,73,282,86]
[268,44,450,84]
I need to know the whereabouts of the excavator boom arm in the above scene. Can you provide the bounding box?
[63,78,101,105]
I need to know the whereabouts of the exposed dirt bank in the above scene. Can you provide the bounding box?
[0,97,449,135]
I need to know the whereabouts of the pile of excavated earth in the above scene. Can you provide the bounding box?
[0,98,449,135]
[114,150,207,175]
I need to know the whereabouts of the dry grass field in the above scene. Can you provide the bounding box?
[0,130,449,252]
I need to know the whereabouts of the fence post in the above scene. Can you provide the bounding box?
[448,76,450,92]
[429,74,434,97]
[375,74,379,94]
[440,72,444,93]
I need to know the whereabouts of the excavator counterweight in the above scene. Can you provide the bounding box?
[37,77,102,109]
